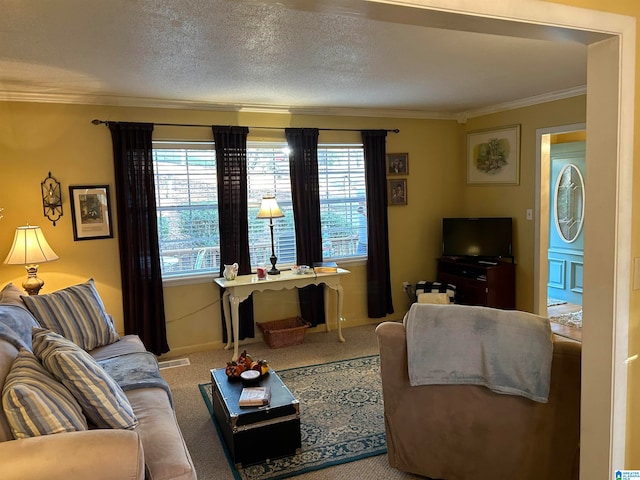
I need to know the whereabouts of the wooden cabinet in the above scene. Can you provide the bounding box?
[436,257,515,309]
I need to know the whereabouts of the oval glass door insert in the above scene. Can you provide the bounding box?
[554,163,585,243]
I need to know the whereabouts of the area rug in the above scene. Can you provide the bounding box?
[198,355,386,480]
[550,310,582,328]
[547,298,568,307]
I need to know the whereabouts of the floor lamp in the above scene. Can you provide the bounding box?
[256,195,284,275]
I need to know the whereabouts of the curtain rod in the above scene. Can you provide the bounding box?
[91,119,399,133]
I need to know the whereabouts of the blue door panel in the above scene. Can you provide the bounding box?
[548,141,585,306]
[547,257,566,289]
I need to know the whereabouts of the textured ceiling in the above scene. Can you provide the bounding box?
[0,0,596,117]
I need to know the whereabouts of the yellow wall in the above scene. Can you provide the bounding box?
[0,102,465,354]
[0,98,587,355]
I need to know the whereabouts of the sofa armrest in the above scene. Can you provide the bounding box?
[0,429,144,480]
[375,322,410,410]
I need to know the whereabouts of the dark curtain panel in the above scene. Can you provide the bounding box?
[213,125,254,340]
[361,130,394,317]
[108,122,169,355]
[285,128,326,326]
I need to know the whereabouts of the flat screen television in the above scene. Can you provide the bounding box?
[442,217,513,259]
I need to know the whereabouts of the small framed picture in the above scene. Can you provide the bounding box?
[386,153,409,175]
[388,179,407,206]
[69,185,113,240]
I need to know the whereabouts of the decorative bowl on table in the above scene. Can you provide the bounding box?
[292,265,310,275]
[225,350,270,381]
[240,369,261,386]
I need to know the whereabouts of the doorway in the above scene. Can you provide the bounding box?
[546,134,585,342]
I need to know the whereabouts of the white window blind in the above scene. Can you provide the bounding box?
[153,142,218,277]
[318,145,367,259]
[152,142,366,279]
[246,144,296,268]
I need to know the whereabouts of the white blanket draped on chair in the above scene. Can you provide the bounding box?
[405,303,553,403]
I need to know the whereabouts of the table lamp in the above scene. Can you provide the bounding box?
[256,195,284,275]
[4,225,59,295]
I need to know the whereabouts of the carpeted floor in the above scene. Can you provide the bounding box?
[160,323,422,480]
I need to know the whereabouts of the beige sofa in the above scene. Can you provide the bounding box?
[0,282,196,480]
[376,306,581,480]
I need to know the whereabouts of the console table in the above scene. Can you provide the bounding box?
[214,269,351,360]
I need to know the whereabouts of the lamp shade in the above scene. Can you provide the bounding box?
[4,225,59,265]
[256,195,284,219]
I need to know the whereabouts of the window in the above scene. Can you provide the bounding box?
[318,146,367,259]
[153,142,366,278]
[153,142,218,277]
[246,144,295,268]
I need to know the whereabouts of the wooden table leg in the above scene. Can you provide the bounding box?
[230,295,241,361]
[324,285,331,333]
[325,283,345,342]
[335,284,345,342]
[222,290,232,351]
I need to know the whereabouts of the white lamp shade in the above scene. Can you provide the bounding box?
[4,225,59,265]
[256,195,284,219]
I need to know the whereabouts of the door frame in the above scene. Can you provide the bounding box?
[535,123,586,318]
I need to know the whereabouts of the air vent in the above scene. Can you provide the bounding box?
[158,358,191,370]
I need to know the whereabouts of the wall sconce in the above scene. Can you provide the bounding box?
[4,225,60,295]
[41,172,63,226]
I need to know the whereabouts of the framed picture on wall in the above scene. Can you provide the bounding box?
[386,153,409,175]
[467,125,520,185]
[388,179,407,205]
[69,185,113,240]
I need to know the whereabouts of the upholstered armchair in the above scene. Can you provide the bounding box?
[376,304,581,480]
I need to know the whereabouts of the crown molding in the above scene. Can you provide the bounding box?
[457,85,587,122]
[0,90,461,120]
[0,85,586,121]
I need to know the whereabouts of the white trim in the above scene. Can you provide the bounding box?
[461,86,586,121]
[1,85,586,122]
[163,272,216,288]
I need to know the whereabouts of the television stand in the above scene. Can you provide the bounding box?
[477,259,498,266]
[436,256,515,309]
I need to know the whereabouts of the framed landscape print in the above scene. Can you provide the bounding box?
[386,153,409,175]
[467,125,520,185]
[69,185,113,240]
[388,179,407,205]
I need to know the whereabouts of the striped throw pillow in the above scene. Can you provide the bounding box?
[22,279,119,351]
[32,328,138,430]
[2,349,88,438]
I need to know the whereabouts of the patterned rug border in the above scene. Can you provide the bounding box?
[198,354,386,480]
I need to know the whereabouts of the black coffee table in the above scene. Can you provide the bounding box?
[210,367,301,467]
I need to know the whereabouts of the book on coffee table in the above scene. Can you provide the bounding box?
[239,386,271,407]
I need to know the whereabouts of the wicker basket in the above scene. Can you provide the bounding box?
[258,317,311,348]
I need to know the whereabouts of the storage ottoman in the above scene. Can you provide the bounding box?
[210,368,301,467]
